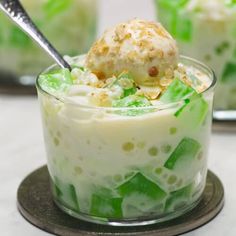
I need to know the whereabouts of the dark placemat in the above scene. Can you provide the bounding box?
[213,111,236,132]
[213,121,236,132]
[17,166,224,236]
[0,71,36,95]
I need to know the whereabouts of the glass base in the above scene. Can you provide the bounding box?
[53,197,202,226]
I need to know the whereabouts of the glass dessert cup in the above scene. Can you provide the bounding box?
[155,0,236,119]
[0,0,97,88]
[36,56,216,226]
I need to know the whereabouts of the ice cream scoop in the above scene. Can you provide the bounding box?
[86,19,179,86]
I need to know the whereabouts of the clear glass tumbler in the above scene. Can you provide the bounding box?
[155,0,236,117]
[0,0,97,88]
[37,56,216,226]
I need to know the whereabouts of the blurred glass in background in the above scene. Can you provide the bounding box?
[155,0,236,112]
[0,0,97,92]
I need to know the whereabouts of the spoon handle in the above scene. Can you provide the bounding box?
[0,0,71,70]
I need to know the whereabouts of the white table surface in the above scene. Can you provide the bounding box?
[0,0,236,235]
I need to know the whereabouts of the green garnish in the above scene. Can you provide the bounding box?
[117,172,167,202]
[215,41,230,55]
[175,93,209,128]
[109,72,137,98]
[43,0,73,19]
[39,68,73,94]
[160,78,195,103]
[221,62,236,83]
[89,186,123,218]
[156,0,192,42]
[164,138,201,170]
[9,26,31,47]
[112,95,153,116]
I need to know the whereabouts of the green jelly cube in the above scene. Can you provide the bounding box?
[175,16,192,42]
[123,87,137,98]
[51,178,79,211]
[225,0,236,7]
[164,138,201,170]
[117,173,167,201]
[113,95,151,107]
[9,26,31,48]
[0,30,4,44]
[112,95,153,116]
[156,4,176,36]
[43,0,73,19]
[165,184,192,211]
[90,194,123,218]
[160,79,195,103]
[156,0,192,42]
[221,62,236,83]
[175,93,209,128]
[39,68,73,93]
[117,72,137,98]
[156,0,189,9]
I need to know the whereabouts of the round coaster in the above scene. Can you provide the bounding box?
[17,166,224,236]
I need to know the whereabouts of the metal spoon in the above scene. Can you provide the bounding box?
[0,0,71,70]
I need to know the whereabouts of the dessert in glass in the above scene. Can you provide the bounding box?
[0,0,97,86]
[37,19,216,226]
[155,0,236,111]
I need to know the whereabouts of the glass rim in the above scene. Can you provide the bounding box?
[36,55,217,111]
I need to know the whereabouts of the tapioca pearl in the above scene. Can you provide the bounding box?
[168,186,175,192]
[163,174,168,179]
[53,137,60,146]
[176,179,183,188]
[167,175,177,185]
[113,174,123,183]
[124,171,136,180]
[148,147,159,156]
[49,129,54,138]
[197,151,203,160]
[137,142,146,149]
[161,144,172,154]
[57,131,61,138]
[122,142,135,152]
[154,167,163,175]
[89,171,97,177]
[169,127,177,135]
[52,157,57,165]
[74,166,83,175]
[204,54,212,62]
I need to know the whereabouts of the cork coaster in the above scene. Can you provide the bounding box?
[17,166,224,236]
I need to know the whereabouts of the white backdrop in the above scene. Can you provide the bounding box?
[99,0,156,35]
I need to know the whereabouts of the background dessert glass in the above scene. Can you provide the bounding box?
[155,0,236,116]
[36,56,216,226]
[0,0,97,89]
